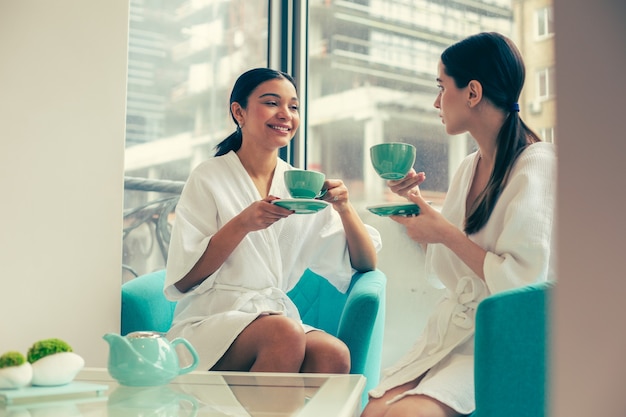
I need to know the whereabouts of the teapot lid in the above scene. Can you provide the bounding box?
[126,331,165,339]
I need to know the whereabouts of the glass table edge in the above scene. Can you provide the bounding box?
[77,367,364,388]
[76,367,366,416]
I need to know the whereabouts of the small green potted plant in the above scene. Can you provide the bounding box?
[27,338,84,386]
[0,351,33,389]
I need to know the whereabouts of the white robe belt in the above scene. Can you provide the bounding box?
[212,284,294,316]
[429,277,480,354]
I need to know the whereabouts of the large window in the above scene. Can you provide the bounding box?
[122,0,556,278]
[306,0,515,206]
[124,0,269,181]
[123,0,269,279]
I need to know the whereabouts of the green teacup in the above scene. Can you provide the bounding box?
[370,142,416,180]
[284,169,326,199]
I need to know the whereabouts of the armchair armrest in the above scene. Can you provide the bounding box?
[121,270,175,335]
[473,280,554,417]
[337,269,387,397]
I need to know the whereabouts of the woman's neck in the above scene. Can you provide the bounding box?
[236,145,278,197]
[237,141,277,172]
[469,101,506,169]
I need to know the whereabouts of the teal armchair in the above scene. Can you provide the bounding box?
[121,268,386,408]
[471,280,554,417]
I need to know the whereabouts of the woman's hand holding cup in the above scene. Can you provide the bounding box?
[387,169,426,198]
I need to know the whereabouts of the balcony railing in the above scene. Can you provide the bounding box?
[122,176,184,280]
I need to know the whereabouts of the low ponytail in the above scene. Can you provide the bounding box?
[214,127,243,156]
[442,32,543,234]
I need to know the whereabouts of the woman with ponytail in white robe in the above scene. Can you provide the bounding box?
[362,32,556,417]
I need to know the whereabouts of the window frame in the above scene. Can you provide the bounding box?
[535,6,554,39]
[536,66,555,100]
[268,0,309,169]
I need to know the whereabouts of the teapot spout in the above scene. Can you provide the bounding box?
[103,333,135,355]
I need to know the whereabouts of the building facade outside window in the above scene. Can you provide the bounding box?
[306,0,515,205]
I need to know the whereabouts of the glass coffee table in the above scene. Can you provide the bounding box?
[0,367,366,416]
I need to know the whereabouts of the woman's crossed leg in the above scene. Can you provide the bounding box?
[361,377,461,417]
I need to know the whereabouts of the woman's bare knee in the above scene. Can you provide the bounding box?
[301,331,351,373]
[212,315,306,372]
[247,315,307,372]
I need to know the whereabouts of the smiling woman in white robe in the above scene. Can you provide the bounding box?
[165,151,381,369]
[163,68,381,374]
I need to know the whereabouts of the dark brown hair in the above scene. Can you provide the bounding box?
[441,32,542,234]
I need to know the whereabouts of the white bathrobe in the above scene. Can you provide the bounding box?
[164,151,382,370]
[369,142,556,414]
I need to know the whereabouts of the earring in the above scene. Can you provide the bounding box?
[467,101,471,107]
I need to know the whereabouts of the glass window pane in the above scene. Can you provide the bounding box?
[306,1,555,206]
[536,7,547,37]
[547,7,554,35]
[538,68,548,98]
[123,0,269,279]
[307,0,530,207]
[535,6,554,38]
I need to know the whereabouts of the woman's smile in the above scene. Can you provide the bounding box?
[268,123,291,133]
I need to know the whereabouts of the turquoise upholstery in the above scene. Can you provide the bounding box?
[470,280,554,417]
[121,270,177,335]
[121,268,386,408]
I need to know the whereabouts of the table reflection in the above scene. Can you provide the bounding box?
[108,385,198,417]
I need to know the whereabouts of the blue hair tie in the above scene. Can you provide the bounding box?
[510,102,520,112]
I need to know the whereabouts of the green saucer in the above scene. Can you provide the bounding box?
[272,198,330,214]
[366,202,420,217]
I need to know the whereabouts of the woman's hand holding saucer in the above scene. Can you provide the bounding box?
[390,190,454,245]
[241,196,293,231]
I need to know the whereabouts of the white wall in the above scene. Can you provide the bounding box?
[0,1,128,367]
[552,1,626,416]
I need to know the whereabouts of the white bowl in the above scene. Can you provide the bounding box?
[0,362,33,389]
[31,352,84,386]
